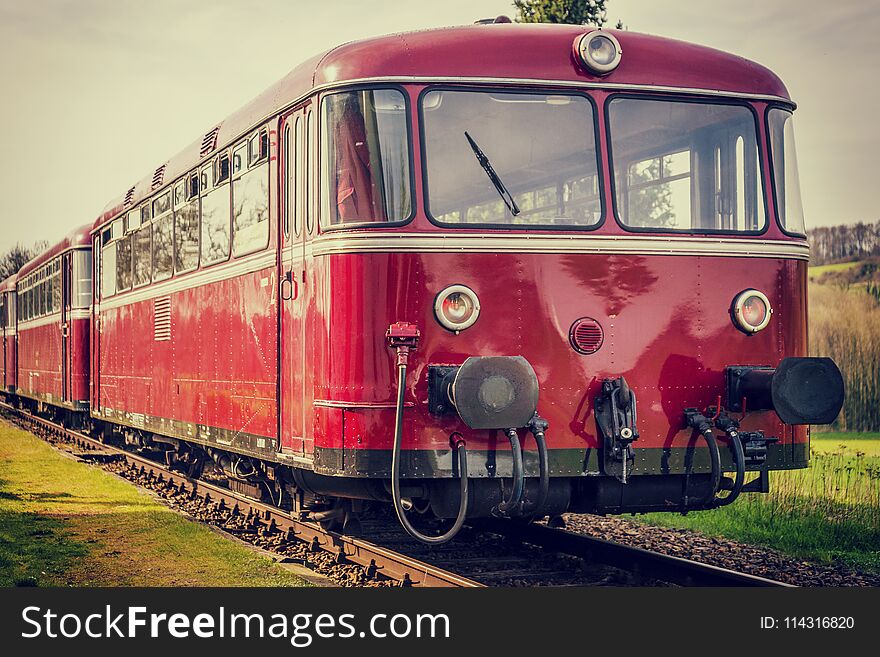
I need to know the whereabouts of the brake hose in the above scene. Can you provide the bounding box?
[700,429,722,506]
[714,427,746,507]
[684,411,722,508]
[522,415,549,519]
[496,428,524,515]
[391,361,469,544]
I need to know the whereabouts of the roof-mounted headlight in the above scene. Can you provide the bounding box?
[575,30,622,75]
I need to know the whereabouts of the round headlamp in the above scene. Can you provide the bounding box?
[575,31,622,75]
[434,285,480,332]
[732,289,772,334]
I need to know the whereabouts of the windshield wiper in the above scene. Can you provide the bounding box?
[464,131,520,217]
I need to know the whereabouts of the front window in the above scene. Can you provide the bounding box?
[608,98,766,232]
[321,88,412,226]
[768,108,806,235]
[422,90,601,227]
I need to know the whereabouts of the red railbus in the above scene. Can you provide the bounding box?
[13,226,92,416]
[11,24,844,543]
[1,274,17,394]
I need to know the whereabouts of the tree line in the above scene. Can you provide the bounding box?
[807,221,880,266]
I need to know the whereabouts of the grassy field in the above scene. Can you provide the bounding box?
[0,420,311,587]
[639,432,880,572]
[808,261,862,279]
[809,281,880,432]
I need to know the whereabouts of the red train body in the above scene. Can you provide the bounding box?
[1,274,17,393]
[11,226,92,412]
[4,24,844,541]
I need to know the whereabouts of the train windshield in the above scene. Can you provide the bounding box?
[321,88,412,226]
[768,108,806,235]
[421,90,601,227]
[608,98,766,233]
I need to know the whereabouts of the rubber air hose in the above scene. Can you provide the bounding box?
[699,429,722,506]
[496,428,524,515]
[714,430,746,507]
[391,363,469,544]
[525,426,549,519]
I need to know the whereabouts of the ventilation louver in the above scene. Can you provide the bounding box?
[200,125,221,157]
[154,296,171,341]
[151,164,167,190]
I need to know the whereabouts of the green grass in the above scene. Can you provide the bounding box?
[808,261,861,278]
[0,420,312,587]
[638,432,880,573]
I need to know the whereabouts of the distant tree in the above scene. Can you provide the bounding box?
[0,241,48,281]
[807,220,880,266]
[514,0,609,27]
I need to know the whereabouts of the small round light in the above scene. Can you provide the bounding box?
[732,289,772,333]
[434,285,480,332]
[575,31,622,75]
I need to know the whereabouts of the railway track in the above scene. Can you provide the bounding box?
[1,402,792,588]
[0,402,479,588]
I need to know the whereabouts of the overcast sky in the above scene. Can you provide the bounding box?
[0,0,876,253]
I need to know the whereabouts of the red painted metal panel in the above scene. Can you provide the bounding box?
[309,251,808,457]
[17,321,63,403]
[97,263,279,442]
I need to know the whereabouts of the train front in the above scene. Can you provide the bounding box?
[312,25,844,542]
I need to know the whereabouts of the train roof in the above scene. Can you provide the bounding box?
[17,223,93,279]
[93,23,791,231]
[0,273,16,293]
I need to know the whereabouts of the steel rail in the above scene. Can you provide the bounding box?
[0,403,482,588]
[478,518,793,587]
[2,402,792,587]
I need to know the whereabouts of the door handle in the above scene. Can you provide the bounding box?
[280,271,298,301]
[61,324,69,338]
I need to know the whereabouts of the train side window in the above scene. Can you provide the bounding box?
[116,235,132,292]
[37,280,45,317]
[283,124,291,239]
[249,129,268,166]
[102,232,117,298]
[153,191,173,282]
[52,269,61,312]
[232,143,247,176]
[72,251,91,308]
[132,225,152,287]
[232,161,269,257]
[173,180,186,209]
[153,190,171,217]
[175,191,200,274]
[0,296,6,330]
[294,116,303,235]
[306,109,314,234]
[141,204,152,226]
[127,208,141,232]
[153,218,173,282]
[201,164,213,194]
[188,172,200,199]
[215,152,230,185]
[201,156,230,265]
